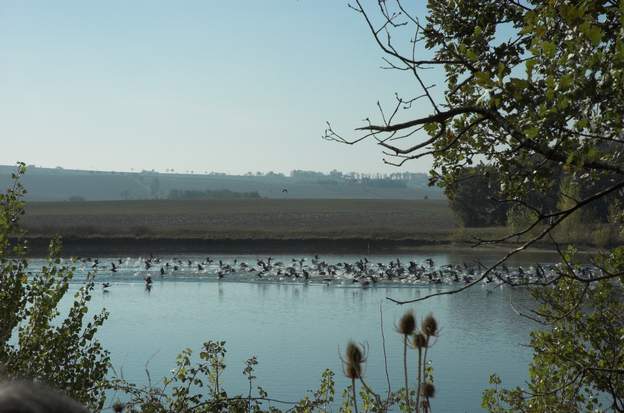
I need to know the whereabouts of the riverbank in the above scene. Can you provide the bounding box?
[19,235,598,257]
[19,199,618,256]
[21,236,453,255]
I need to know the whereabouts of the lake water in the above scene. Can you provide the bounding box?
[40,250,556,412]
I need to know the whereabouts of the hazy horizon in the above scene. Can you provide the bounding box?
[1,1,442,175]
[0,162,432,177]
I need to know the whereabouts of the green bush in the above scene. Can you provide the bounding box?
[0,164,110,411]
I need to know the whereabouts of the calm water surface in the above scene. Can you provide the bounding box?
[44,251,553,412]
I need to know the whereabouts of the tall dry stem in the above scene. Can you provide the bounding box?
[403,334,410,412]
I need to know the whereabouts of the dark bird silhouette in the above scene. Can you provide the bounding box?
[281,188,288,193]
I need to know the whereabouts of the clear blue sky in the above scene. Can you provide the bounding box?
[1,1,441,174]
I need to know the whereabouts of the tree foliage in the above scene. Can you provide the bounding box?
[326,0,624,411]
[445,166,509,227]
[483,248,624,412]
[325,0,624,237]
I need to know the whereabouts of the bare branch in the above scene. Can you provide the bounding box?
[357,106,482,132]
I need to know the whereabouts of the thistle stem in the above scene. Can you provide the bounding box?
[403,334,410,412]
[352,377,359,413]
[422,336,430,381]
[421,336,431,413]
[359,377,383,410]
[416,347,422,413]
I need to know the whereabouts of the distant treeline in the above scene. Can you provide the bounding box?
[315,178,407,188]
[447,165,621,228]
[167,189,262,200]
[1,164,441,201]
[360,178,407,188]
[291,169,424,183]
[8,165,428,182]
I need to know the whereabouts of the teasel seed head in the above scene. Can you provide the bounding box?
[421,382,435,399]
[346,341,364,365]
[398,310,416,335]
[413,332,427,349]
[422,313,438,337]
[343,341,365,379]
[343,361,362,379]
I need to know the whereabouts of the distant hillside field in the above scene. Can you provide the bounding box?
[22,199,456,239]
[0,165,443,201]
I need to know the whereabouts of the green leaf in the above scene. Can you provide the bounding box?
[586,25,603,46]
[497,62,506,81]
[559,5,578,24]
[465,48,478,62]
[560,73,573,89]
[423,123,437,134]
[576,118,589,129]
[557,96,570,110]
[541,41,556,58]
[524,126,539,139]
[526,58,536,79]
[474,71,493,87]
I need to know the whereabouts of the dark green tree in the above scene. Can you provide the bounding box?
[326,1,624,411]
[445,166,509,227]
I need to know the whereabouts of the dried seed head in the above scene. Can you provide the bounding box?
[344,362,362,379]
[343,341,365,379]
[413,332,427,349]
[398,310,416,335]
[422,313,438,337]
[421,382,435,398]
[346,341,363,365]
[112,401,125,413]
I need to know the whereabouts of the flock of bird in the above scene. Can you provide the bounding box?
[60,254,577,291]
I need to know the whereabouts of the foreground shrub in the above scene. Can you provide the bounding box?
[110,310,438,413]
[110,340,336,413]
[0,164,110,411]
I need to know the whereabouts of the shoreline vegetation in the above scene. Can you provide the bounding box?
[17,199,619,255]
[18,234,612,256]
